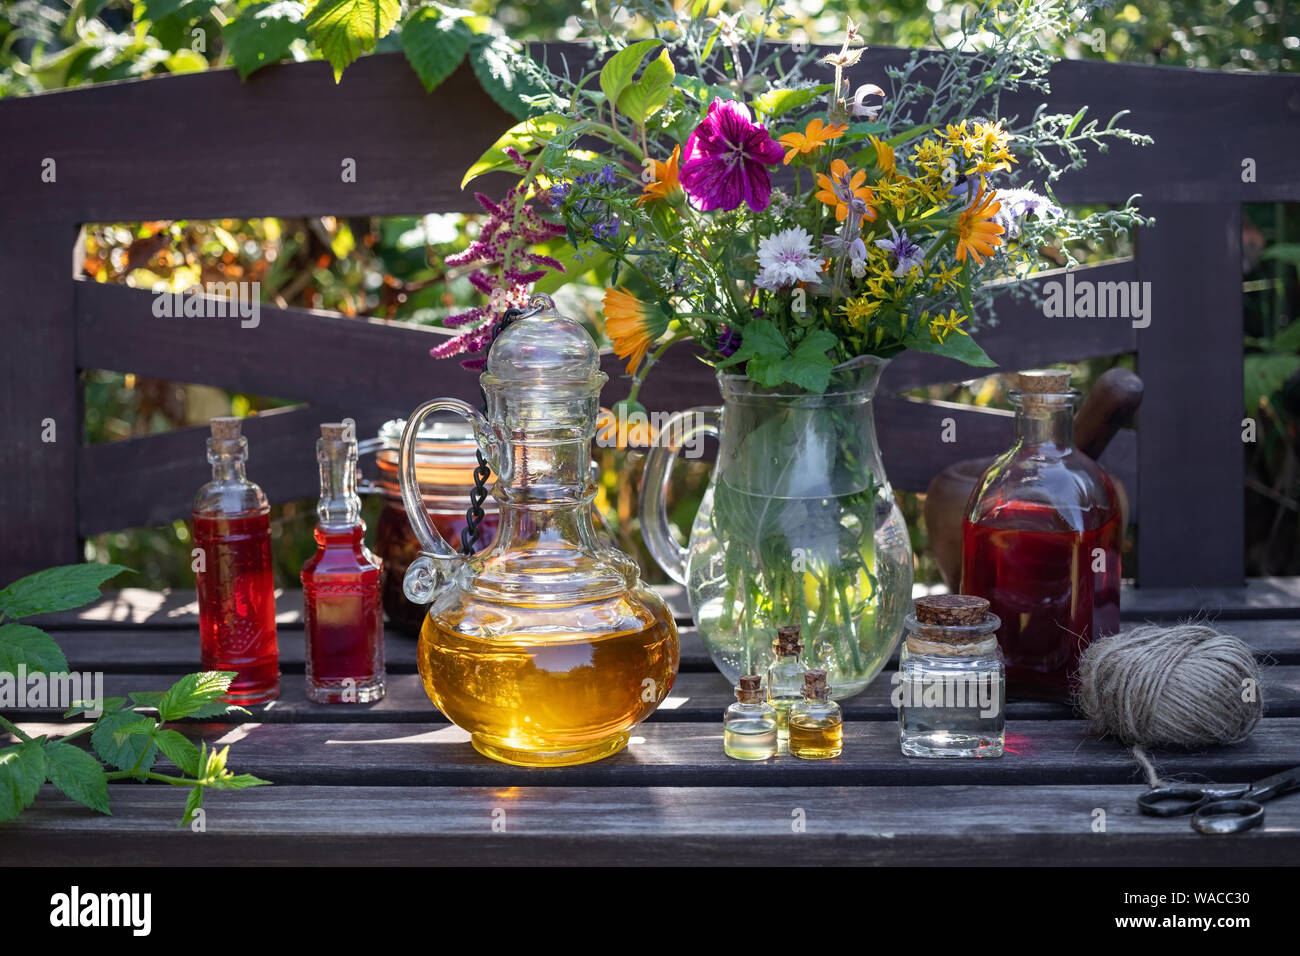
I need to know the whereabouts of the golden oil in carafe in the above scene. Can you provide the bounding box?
[417,601,678,766]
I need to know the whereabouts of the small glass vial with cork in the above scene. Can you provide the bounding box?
[300,422,386,703]
[899,594,1005,758]
[723,675,779,760]
[765,625,804,740]
[789,670,843,759]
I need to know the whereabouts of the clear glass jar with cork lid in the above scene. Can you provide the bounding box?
[898,594,1004,758]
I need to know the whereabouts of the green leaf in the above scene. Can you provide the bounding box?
[784,330,838,392]
[751,85,830,120]
[223,1,307,80]
[129,690,165,709]
[1064,107,1088,137]
[1261,243,1300,268]
[617,48,675,125]
[181,784,204,826]
[0,563,128,619]
[303,0,400,82]
[673,74,733,105]
[0,740,47,822]
[153,729,202,776]
[885,122,937,148]
[207,772,273,791]
[43,741,110,815]
[143,0,216,51]
[400,6,470,92]
[599,39,660,117]
[0,623,68,675]
[157,671,237,722]
[65,697,126,719]
[1244,353,1300,412]
[1273,319,1300,353]
[716,319,787,369]
[461,112,572,189]
[533,243,608,295]
[91,710,158,775]
[470,33,550,121]
[907,328,996,367]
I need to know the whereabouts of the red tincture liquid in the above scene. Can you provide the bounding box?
[193,512,279,703]
[961,502,1121,700]
[301,525,384,702]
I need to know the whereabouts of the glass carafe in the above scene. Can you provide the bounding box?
[399,297,680,767]
[640,356,913,698]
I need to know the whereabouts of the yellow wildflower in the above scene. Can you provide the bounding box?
[869,135,896,177]
[841,295,880,328]
[929,308,970,343]
[930,261,963,293]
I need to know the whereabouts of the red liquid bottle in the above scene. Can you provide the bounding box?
[192,417,280,703]
[301,422,385,703]
[960,370,1121,701]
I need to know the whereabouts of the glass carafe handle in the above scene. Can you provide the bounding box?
[398,398,500,603]
[638,407,720,585]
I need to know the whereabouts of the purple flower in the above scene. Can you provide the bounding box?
[680,100,786,212]
[717,325,742,357]
[592,217,621,239]
[873,222,925,276]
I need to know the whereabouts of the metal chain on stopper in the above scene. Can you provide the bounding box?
[458,294,554,555]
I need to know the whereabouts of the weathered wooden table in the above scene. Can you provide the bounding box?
[4,583,1299,865]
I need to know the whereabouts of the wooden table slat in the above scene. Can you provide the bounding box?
[10,667,1300,724]
[3,784,1296,866]
[14,718,1296,789]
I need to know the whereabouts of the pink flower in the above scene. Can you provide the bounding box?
[679,100,786,212]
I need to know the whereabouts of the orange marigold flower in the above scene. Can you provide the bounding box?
[603,286,667,375]
[954,186,1004,266]
[639,145,682,204]
[815,158,876,225]
[777,118,847,165]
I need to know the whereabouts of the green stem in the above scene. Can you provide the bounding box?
[0,714,33,743]
[105,770,195,786]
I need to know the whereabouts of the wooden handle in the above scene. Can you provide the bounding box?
[1075,367,1143,460]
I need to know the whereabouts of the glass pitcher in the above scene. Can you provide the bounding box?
[399,296,679,767]
[640,356,912,698]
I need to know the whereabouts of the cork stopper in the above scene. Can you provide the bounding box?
[209,417,242,440]
[774,625,803,655]
[320,422,349,442]
[1015,369,1071,394]
[737,674,763,703]
[908,594,999,652]
[914,594,990,626]
[802,668,830,700]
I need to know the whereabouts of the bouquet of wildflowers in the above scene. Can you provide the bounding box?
[440,0,1149,399]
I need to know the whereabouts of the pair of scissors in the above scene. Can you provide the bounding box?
[1137,765,1300,834]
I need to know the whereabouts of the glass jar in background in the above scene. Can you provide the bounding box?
[364,417,499,635]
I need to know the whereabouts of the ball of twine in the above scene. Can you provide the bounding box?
[1077,623,1263,749]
